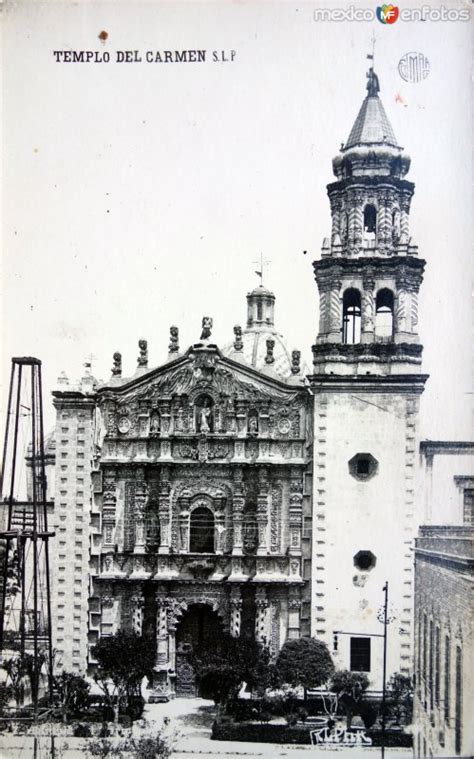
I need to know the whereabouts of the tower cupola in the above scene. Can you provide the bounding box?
[312,63,426,376]
[246,285,275,329]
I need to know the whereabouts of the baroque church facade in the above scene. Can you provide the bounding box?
[49,65,427,699]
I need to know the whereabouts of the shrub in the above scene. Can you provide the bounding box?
[297,707,309,724]
[275,638,334,691]
[358,700,379,729]
[73,722,92,737]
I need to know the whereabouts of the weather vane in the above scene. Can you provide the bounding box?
[367,31,376,65]
[84,353,97,371]
[253,253,271,287]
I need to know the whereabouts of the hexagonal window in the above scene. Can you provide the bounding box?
[348,453,378,481]
[354,550,376,572]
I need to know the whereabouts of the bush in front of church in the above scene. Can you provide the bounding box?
[275,637,335,692]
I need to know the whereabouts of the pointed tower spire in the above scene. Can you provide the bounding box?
[344,63,399,150]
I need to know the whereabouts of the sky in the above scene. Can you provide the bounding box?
[1,0,472,439]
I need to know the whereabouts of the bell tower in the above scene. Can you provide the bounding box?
[309,64,428,688]
[313,64,425,367]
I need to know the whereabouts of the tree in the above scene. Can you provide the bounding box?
[54,671,90,723]
[275,638,335,692]
[387,673,413,725]
[329,670,370,729]
[191,634,275,711]
[2,656,26,708]
[91,632,155,722]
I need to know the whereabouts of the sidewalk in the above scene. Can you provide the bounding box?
[143,698,413,759]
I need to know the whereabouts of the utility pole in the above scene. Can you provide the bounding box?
[381,581,389,759]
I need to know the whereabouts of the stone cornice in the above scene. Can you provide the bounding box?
[326,176,415,194]
[313,256,425,277]
[307,373,429,394]
[312,342,423,359]
[419,440,474,457]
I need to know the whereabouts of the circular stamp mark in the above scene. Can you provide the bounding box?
[398,52,430,83]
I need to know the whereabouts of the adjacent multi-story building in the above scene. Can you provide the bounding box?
[413,526,473,758]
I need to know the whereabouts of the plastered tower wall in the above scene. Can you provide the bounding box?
[309,65,428,690]
[312,383,423,688]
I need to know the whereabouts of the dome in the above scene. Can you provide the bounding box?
[221,282,306,381]
[223,328,293,378]
[248,284,274,298]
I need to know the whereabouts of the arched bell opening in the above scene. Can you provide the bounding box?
[375,288,394,341]
[342,288,361,345]
[363,204,377,240]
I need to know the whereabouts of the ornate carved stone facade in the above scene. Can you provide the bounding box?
[52,292,310,698]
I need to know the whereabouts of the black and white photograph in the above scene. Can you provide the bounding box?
[0,1,472,757]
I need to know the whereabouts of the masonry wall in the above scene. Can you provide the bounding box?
[413,541,473,758]
[51,393,95,674]
[420,449,474,524]
[312,388,421,690]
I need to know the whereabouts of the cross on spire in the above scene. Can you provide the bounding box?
[366,33,380,96]
[253,253,271,287]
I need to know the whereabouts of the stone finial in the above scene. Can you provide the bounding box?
[112,352,122,377]
[291,350,301,375]
[233,325,243,352]
[57,371,69,388]
[137,339,148,368]
[200,316,213,341]
[265,339,275,365]
[169,325,179,354]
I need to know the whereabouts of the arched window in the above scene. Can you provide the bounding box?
[342,289,361,344]
[189,506,215,553]
[375,289,394,340]
[363,204,377,239]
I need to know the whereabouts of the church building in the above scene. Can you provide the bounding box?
[49,63,428,699]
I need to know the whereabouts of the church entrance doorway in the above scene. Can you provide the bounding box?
[175,604,224,697]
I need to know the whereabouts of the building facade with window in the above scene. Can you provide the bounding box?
[51,288,312,698]
[413,526,473,757]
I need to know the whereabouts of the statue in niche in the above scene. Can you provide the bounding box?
[196,396,213,433]
[248,416,258,436]
[150,413,160,434]
[200,316,213,341]
[175,406,184,432]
